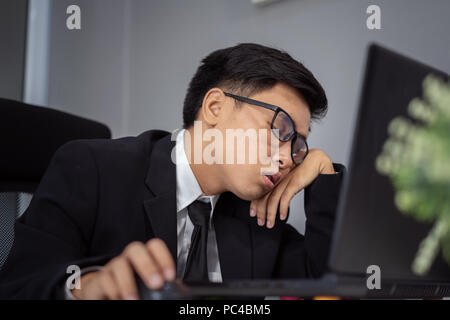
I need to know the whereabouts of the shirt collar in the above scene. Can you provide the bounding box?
[175,128,221,213]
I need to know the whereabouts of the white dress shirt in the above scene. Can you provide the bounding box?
[175,128,223,283]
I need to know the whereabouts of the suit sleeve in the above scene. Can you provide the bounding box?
[273,163,346,278]
[0,140,114,299]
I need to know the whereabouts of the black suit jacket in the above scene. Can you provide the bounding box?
[0,130,345,299]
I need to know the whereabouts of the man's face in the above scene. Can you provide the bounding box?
[214,82,311,200]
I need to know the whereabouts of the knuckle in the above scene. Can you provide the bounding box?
[117,272,135,290]
[147,238,165,249]
[100,266,110,276]
[280,194,290,206]
[111,257,131,276]
[255,202,264,212]
[124,241,142,254]
[268,203,278,218]
[256,209,266,219]
[268,190,279,203]
[267,197,277,212]
[148,242,174,267]
[274,187,284,199]
[107,257,121,269]
[142,257,158,273]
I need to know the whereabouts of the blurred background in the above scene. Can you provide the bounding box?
[1,0,449,234]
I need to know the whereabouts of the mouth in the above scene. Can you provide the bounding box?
[261,173,281,189]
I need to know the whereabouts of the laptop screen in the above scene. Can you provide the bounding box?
[329,44,450,283]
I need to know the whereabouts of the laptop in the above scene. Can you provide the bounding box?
[139,44,450,299]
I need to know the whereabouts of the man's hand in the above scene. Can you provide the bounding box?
[250,149,335,229]
[71,238,175,300]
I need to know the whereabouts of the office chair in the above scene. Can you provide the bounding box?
[0,98,111,269]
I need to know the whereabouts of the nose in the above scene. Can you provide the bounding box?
[274,141,294,170]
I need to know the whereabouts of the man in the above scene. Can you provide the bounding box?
[0,43,344,299]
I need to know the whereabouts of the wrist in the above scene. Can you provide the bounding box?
[319,159,335,175]
[309,149,335,175]
[318,152,335,175]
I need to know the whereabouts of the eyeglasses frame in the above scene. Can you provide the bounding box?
[223,91,309,165]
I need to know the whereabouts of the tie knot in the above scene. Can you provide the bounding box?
[187,200,211,227]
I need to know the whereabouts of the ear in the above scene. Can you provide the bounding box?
[200,88,225,127]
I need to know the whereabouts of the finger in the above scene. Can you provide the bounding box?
[124,241,164,290]
[73,271,104,300]
[279,185,298,220]
[255,193,270,227]
[98,269,121,300]
[266,179,290,229]
[146,238,176,282]
[108,256,139,300]
[249,201,257,217]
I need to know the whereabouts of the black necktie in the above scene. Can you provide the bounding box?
[183,200,212,282]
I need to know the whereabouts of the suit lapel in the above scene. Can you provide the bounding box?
[213,193,252,280]
[142,133,254,280]
[143,134,178,262]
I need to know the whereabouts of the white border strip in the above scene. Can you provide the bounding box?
[23,0,51,106]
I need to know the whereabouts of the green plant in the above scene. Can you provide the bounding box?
[376,75,450,275]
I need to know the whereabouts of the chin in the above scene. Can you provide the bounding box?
[232,184,266,201]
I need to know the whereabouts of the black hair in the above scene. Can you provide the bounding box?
[182,43,328,128]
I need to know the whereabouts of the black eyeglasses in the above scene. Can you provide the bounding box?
[224,92,309,165]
